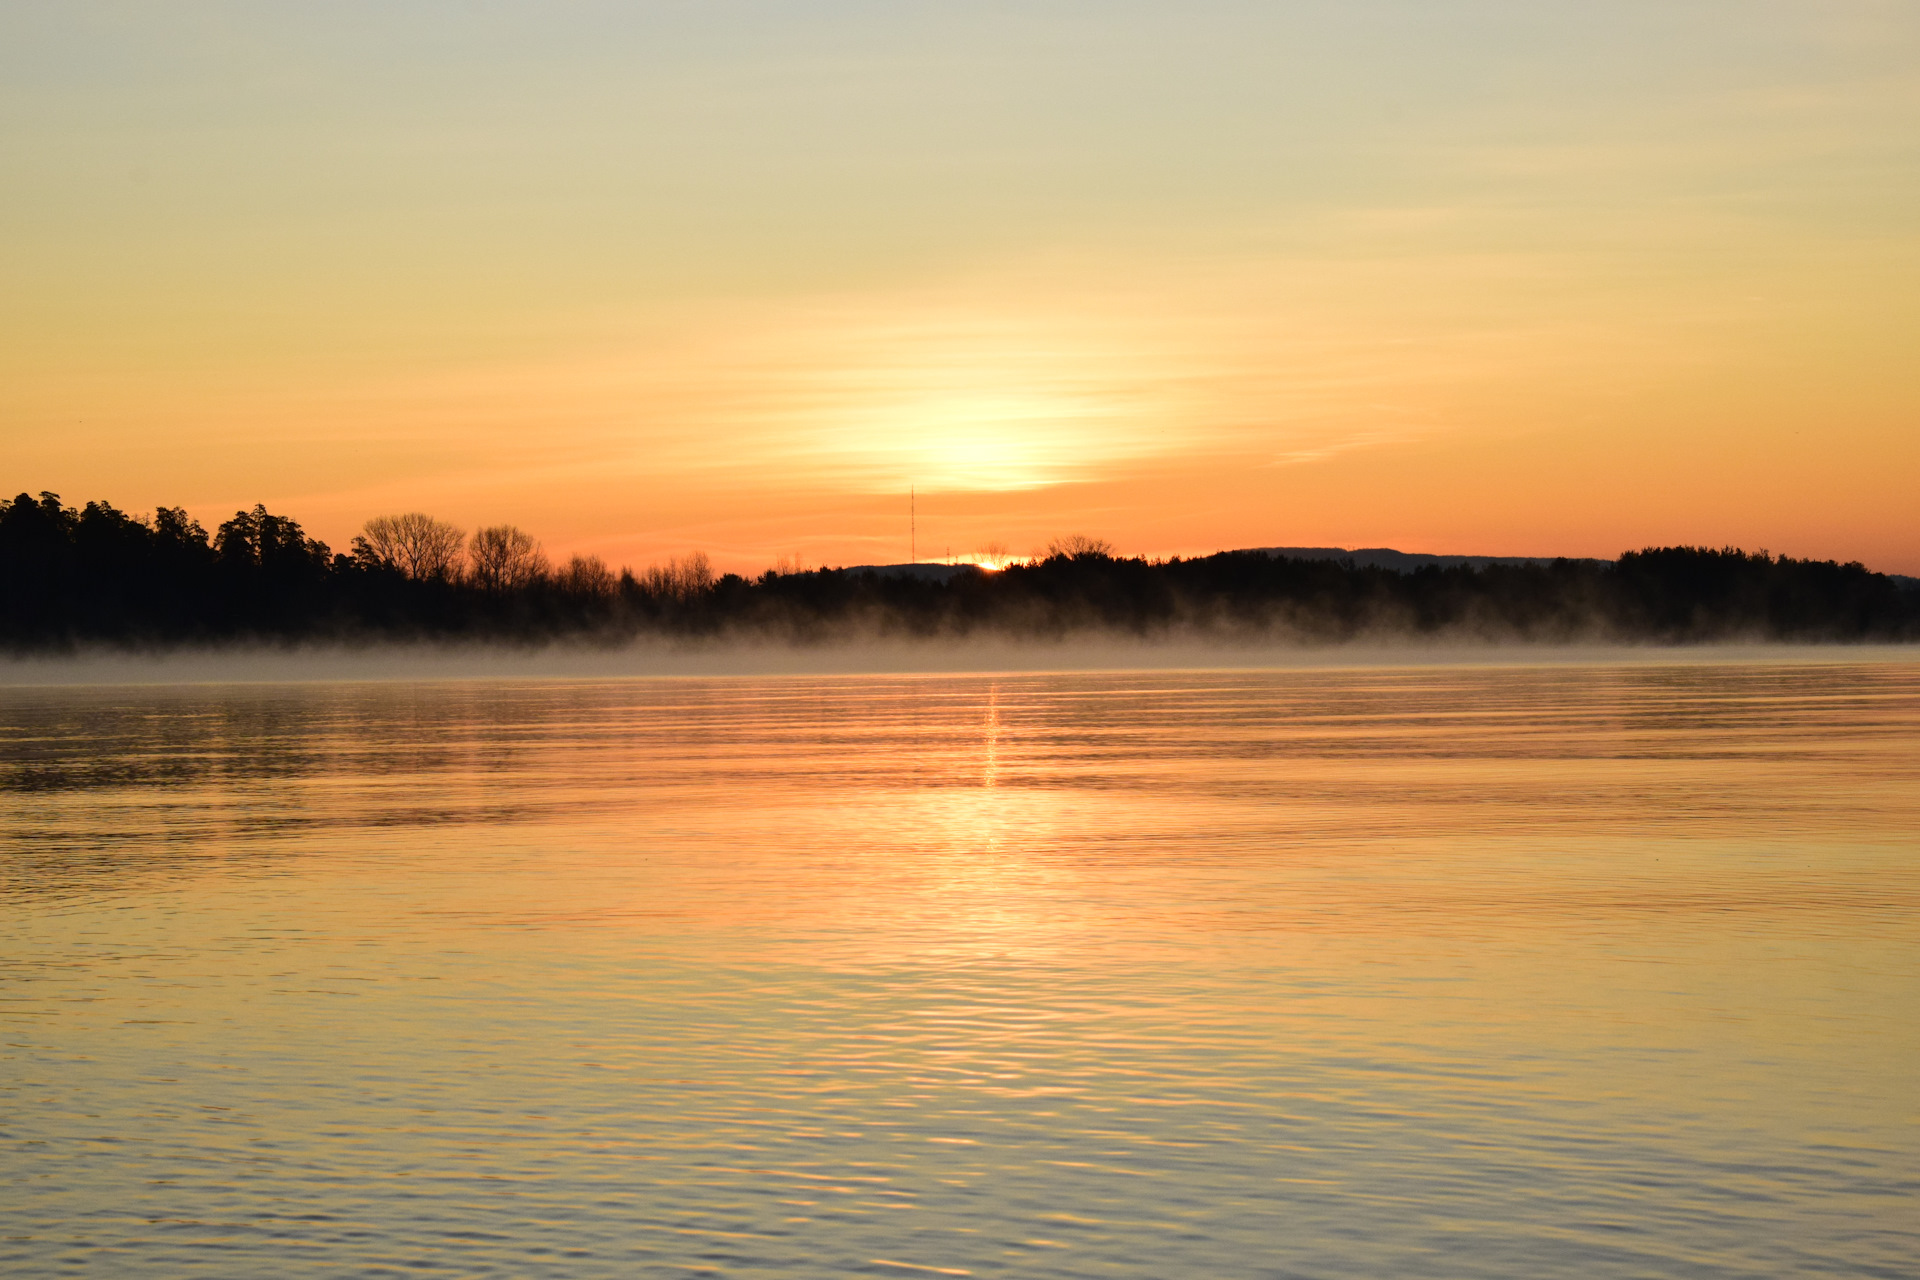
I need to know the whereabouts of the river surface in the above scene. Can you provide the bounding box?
[2,660,1917,1277]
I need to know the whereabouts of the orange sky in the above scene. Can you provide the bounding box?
[4,3,1917,573]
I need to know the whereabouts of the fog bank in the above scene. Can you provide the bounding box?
[3,636,1915,688]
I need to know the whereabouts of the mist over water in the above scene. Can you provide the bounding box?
[3,660,1917,1277]
[4,636,1917,688]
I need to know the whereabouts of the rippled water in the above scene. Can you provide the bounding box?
[3,660,1917,1277]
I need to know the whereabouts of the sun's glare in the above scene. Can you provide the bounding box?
[897,396,1073,492]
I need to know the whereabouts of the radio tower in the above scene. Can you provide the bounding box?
[910,485,916,564]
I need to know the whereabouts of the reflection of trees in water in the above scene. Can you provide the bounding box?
[0,685,594,900]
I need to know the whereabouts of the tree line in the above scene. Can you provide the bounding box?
[2,490,1914,649]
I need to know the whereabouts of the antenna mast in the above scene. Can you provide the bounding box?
[911,485,916,564]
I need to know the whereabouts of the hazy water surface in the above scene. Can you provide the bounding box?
[3,662,1917,1277]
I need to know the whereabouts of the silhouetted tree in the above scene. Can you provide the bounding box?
[1046,534,1114,561]
[0,492,77,640]
[556,553,617,598]
[469,524,547,592]
[152,506,212,563]
[210,505,331,631]
[640,551,713,601]
[353,513,466,581]
[215,505,329,573]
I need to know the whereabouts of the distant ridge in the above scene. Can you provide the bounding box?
[832,562,984,583]
[1250,546,1603,574]
[833,552,1920,587]
[1253,546,1917,586]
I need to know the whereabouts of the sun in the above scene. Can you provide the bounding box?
[907,401,1065,492]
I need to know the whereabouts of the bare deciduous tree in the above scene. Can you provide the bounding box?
[353,513,466,581]
[1046,533,1114,560]
[556,553,616,598]
[640,551,714,600]
[469,524,548,592]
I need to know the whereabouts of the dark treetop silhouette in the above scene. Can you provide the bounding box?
[2,491,1915,650]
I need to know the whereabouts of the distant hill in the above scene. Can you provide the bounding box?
[1256,546,1918,588]
[845,550,1605,577]
[1251,546,1604,573]
[832,562,984,583]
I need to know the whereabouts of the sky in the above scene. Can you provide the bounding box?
[2,1,1917,573]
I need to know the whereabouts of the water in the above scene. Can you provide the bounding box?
[2,660,1917,1277]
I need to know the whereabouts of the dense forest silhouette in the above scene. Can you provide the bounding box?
[2,491,1914,650]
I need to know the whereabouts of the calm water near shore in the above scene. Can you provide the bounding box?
[3,660,1917,1277]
